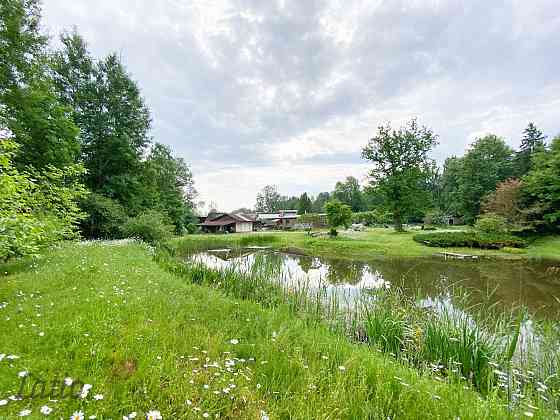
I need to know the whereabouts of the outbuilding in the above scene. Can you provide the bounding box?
[200,212,256,233]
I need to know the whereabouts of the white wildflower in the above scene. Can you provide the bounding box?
[19,409,32,417]
[229,339,239,345]
[146,410,162,420]
[70,410,84,420]
[64,377,73,386]
[18,371,29,378]
[0,399,7,406]
[40,405,52,415]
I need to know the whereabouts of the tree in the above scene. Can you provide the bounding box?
[514,123,546,177]
[51,33,151,209]
[522,136,560,230]
[481,178,525,226]
[332,176,365,212]
[297,192,313,214]
[312,192,330,213]
[439,156,464,216]
[457,135,514,223]
[325,199,352,236]
[361,119,438,231]
[0,0,80,170]
[141,143,197,233]
[255,185,281,213]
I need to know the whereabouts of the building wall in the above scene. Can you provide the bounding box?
[235,222,253,232]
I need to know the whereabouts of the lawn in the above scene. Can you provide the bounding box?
[0,241,546,419]
[174,228,560,261]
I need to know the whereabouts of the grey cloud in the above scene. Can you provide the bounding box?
[42,0,560,208]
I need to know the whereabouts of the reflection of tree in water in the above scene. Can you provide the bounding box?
[325,259,367,285]
[297,256,314,274]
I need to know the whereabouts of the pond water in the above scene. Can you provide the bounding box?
[185,248,560,319]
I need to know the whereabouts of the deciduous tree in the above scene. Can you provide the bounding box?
[361,119,438,231]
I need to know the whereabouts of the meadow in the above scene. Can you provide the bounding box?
[0,238,558,418]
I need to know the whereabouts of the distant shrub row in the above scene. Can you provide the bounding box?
[413,231,527,249]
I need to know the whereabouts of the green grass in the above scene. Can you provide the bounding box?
[0,241,552,419]
[174,229,560,261]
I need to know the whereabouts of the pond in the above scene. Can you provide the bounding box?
[185,248,560,319]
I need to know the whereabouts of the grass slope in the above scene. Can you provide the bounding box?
[0,242,549,419]
[175,229,560,261]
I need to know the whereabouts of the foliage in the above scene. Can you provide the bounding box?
[255,185,282,213]
[452,135,514,223]
[522,136,560,231]
[297,192,313,214]
[351,210,393,226]
[312,192,330,213]
[140,143,197,233]
[51,32,151,207]
[0,139,87,260]
[423,210,448,226]
[413,231,527,249]
[514,123,546,177]
[325,199,352,235]
[481,179,525,226]
[79,193,128,239]
[122,210,174,244]
[0,0,80,170]
[475,214,509,234]
[362,119,438,231]
[332,176,365,212]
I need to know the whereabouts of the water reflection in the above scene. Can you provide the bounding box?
[188,249,560,319]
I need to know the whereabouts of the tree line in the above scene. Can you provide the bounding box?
[254,120,558,233]
[1,0,197,258]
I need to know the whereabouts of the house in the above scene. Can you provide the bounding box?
[257,210,299,229]
[200,212,256,233]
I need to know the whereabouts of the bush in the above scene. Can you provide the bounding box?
[423,210,448,226]
[79,193,129,239]
[0,140,87,260]
[122,210,174,244]
[475,214,508,234]
[413,231,527,249]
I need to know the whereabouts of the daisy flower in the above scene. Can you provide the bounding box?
[70,410,84,420]
[93,394,103,400]
[40,405,52,415]
[64,377,73,386]
[18,371,29,378]
[229,339,239,345]
[146,410,162,420]
[0,399,7,406]
[19,409,32,417]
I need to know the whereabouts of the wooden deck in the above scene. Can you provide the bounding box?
[434,252,479,260]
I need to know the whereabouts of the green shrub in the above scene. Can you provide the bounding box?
[423,210,448,226]
[122,210,174,243]
[79,193,129,239]
[475,214,509,234]
[413,231,527,249]
[0,140,87,260]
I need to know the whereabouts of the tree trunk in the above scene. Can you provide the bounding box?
[393,209,404,232]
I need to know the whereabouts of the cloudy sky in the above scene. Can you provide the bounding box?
[42,0,560,211]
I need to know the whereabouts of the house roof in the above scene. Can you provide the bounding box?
[257,212,299,220]
[201,212,255,226]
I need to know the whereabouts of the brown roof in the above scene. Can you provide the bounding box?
[201,213,255,226]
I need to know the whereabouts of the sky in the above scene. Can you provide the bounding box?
[41,0,560,212]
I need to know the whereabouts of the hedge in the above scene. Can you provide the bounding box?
[413,231,527,249]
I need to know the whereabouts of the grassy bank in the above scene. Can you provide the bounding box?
[173,229,560,261]
[0,242,550,419]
